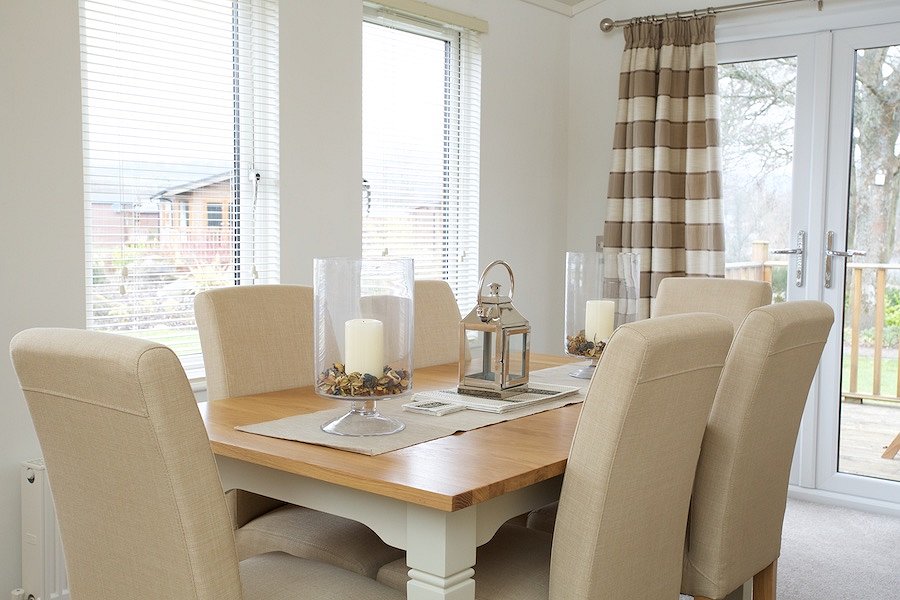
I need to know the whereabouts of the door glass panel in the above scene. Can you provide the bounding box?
[839,44,900,483]
[719,58,797,302]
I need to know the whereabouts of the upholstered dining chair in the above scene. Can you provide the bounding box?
[413,279,466,367]
[652,277,773,333]
[9,328,404,600]
[526,302,833,599]
[682,301,833,600]
[526,276,772,537]
[376,313,734,599]
[194,285,403,576]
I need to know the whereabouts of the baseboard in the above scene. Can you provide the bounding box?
[788,485,900,518]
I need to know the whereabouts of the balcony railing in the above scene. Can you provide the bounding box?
[724,241,784,284]
[725,241,900,406]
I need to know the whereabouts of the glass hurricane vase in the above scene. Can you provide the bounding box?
[314,257,414,436]
[564,251,640,378]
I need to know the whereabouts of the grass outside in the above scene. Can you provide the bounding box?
[842,353,900,398]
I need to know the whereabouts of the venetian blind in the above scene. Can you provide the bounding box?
[362,4,482,314]
[80,0,279,377]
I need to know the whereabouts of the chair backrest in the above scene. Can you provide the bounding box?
[550,313,733,599]
[195,284,315,401]
[197,282,465,399]
[9,328,243,600]
[652,277,773,333]
[681,301,834,599]
[413,279,467,368]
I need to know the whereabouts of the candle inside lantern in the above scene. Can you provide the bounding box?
[344,318,384,375]
[584,300,615,342]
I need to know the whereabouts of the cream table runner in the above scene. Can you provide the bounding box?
[236,364,588,455]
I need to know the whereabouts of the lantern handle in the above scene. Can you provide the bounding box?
[476,260,515,303]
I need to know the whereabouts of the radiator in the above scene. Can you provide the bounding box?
[17,459,69,600]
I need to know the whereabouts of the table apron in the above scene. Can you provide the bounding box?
[217,455,407,547]
[215,455,562,552]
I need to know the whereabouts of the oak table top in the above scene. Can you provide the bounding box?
[200,353,582,512]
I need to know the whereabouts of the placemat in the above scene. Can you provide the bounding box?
[236,364,588,455]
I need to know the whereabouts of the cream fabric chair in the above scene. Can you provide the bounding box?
[195,284,317,401]
[652,277,773,333]
[414,279,466,367]
[9,328,404,600]
[682,301,834,600]
[194,285,403,576]
[376,313,734,599]
[526,275,773,537]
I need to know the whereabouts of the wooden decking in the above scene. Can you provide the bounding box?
[838,401,900,481]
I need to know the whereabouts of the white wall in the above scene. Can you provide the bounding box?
[0,0,569,594]
[280,0,365,281]
[0,1,86,594]
[451,0,570,350]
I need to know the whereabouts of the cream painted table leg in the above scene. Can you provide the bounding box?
[402,477,564,600]
[405,505,476,600]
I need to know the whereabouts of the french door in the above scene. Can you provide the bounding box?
[818,23,900,502]
[718,22,900,505]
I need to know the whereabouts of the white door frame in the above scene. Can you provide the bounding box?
[816,22,900,505]
[717,5,900,514]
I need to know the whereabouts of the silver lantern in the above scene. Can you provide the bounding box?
[458,260,530,398]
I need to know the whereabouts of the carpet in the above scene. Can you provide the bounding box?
[680,498,900,599]
[777,499,900,600]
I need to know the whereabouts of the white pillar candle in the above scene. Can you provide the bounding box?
[344,318,384,375]
[584,300,615,342]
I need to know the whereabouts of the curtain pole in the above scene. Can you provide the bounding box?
[599,0,823,32]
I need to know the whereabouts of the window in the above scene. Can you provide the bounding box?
[207,203,224,229]
[362,4,482,312]
[80,0,279,377]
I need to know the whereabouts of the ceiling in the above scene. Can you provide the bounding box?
[519,0,608,17]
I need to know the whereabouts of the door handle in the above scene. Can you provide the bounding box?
[826,248,867,258]
[772,230,805,287]
[824,230,867,288]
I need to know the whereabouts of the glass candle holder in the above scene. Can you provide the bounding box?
[314,257,414,436]
[564,250,640,378]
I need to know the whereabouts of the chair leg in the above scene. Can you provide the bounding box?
[753,560,777,600]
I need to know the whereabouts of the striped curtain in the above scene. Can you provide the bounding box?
[603,15,724,319]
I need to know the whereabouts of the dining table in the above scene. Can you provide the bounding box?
[201,353,582,600]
